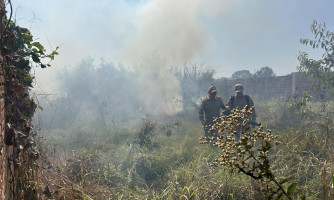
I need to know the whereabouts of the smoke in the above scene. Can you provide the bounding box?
[121,0,229,115]
[31,0,245,128]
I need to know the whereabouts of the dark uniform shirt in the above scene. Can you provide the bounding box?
[199,96,226,125]
[226,94,256,119]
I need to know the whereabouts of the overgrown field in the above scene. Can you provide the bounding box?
[34,97,334,200]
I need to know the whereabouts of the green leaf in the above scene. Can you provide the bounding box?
[287,182,297,196]
[274,192,283,200]
[32,42,44,52]
[31,52,40,63]
[20,27,30,34]
[52,50,59,55]
[17,59,29,69]
[279,177,291,185]
[24,75,34,86]
[22,33,32,44]
[263,159,269,169]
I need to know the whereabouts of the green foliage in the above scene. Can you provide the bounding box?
[1,15,58,200]
[231,70,252,79]
[230,67,275,80]
[285,92,312,117]
[134,115,160,151]
[5,19,59,70]
[298,20,334,96]
[287,183,297,196]
[253,66,276,78]
[23,97,37,118]
[200,106,295,199]
[38,99,334,199]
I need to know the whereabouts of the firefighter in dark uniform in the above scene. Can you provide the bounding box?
[226,83,256,141]
[226,83,256,120]
[199,86,227,140]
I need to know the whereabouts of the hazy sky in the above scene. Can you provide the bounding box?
[10,0,334,92]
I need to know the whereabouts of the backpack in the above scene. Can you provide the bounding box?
[230,95,250,108]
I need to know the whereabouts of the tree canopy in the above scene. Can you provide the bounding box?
[231,70,252,79]
[231,67,275,79]
[253,66,276,78]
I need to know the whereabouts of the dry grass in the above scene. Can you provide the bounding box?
[29,99,334,199]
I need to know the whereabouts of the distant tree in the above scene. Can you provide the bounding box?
[176,63,215,109]
[231,70,252,79]
[298,20,334,96]
[253,66,275,78]
[51,58,142,128]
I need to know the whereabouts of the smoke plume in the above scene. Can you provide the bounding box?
[121,0,227,115]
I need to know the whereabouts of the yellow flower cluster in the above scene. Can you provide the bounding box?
[200,105,281,178]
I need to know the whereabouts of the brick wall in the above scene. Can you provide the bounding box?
[0,62,5,199]
[0,61,12,200]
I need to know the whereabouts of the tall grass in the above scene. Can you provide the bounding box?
[34,99,334,199]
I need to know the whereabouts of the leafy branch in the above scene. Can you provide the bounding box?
[5,19,59,69]
[298,20,334,97]
[200,106,297,199]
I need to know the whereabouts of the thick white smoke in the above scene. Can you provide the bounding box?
[121,0,231,115]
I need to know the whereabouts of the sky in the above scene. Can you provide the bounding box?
[9,0,334,93]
